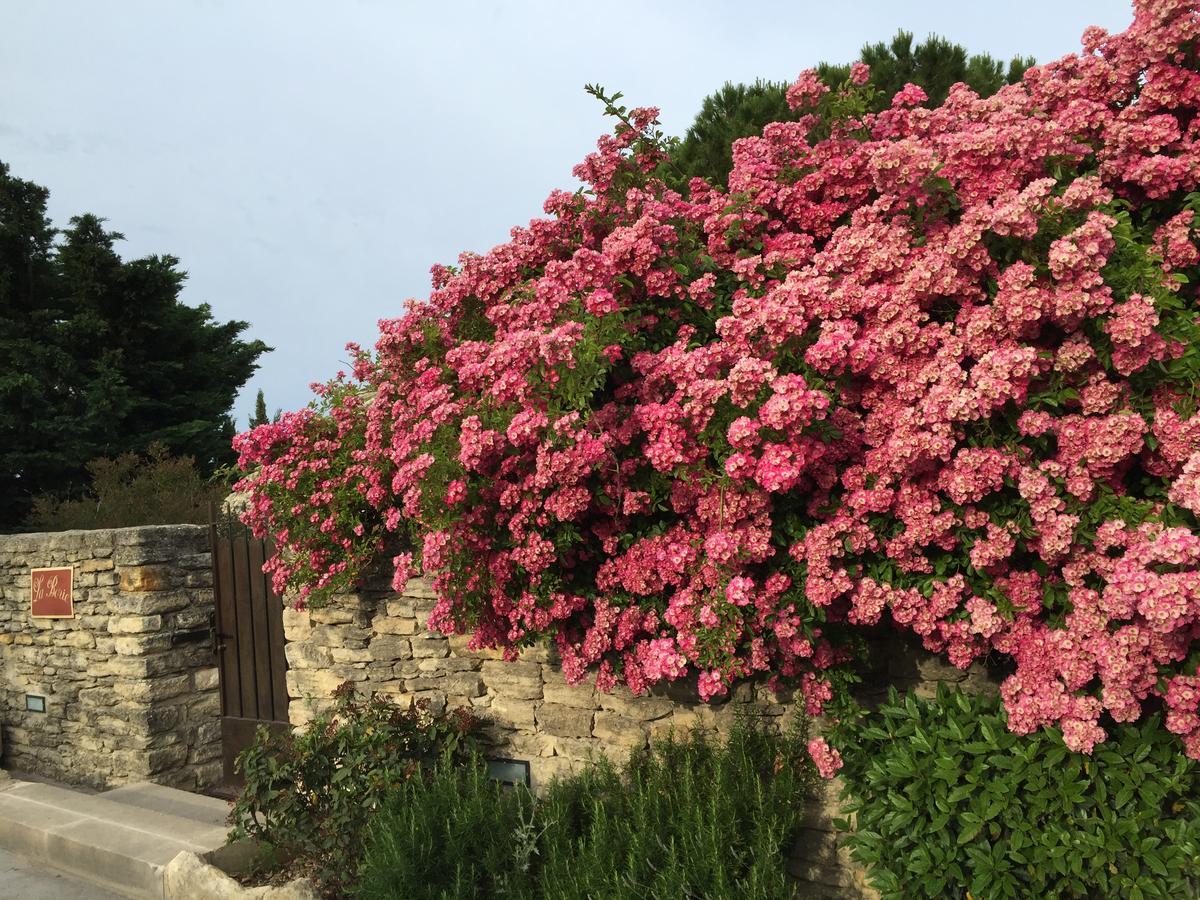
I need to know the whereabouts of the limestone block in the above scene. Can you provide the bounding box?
[59,630,97,649]
[531,756,585,790]
[79,557,115,573]
[517,644,552,664]
[281,607,312,641]
[191,760,225,791]
[385,599,415,618]
[329,646,373,664]
[597,689,674,722]
[147,743,189,773]
[194,720,223,746]
[489,696,537,730]
[410,636,450,659]
[308,606,358,625]
[163,850,320,900]
[548,736,602,763]
[535,703,594,738]
[592,711,647,750]
[540,673,597,709]
[368,635,411,661]
[404,675,446,692]
[287,668,348,699]
[113,634,173,656]
[309,623,370,647]
[108,591,191,615]
[446,633,503,659]
[119,565,171,592]
[402,577,437,599]
[372,614,417,635]
[101,653,186,679]
[285,641,333,669]
[193,667,220,691]
[330,664,369,683]
[648,717,698,743]
[114,674,192,703]
[171,606,213,630]
[443,672,484,698]
[418,656,479,673]
[187,693,222,720]
[481,660,543,700]
[504,731,556,758]
[108,615,164,634]
[78,686,116,708]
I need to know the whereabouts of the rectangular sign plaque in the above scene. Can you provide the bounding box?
[31,567,73,619]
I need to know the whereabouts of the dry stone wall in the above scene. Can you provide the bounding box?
[284,575,996,898]
[0,525,221,790]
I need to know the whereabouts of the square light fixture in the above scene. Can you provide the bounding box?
[25,694,46,713]
[486,757,531,789]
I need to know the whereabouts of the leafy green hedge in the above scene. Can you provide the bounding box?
[354,718,815,900]
[835,687,1200,899]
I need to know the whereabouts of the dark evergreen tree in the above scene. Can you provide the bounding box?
[673,32,1035,187]
[249,389,270,428]
[0,161,269,527]
[247,388,280,428]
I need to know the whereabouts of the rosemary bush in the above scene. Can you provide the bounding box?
[354,716,815,900]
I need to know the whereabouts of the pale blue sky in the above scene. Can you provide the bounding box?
[1,1,1134,424]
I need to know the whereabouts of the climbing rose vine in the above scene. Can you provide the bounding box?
[238,0,1200,764]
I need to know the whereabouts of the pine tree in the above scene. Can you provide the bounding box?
[673,32,1035,187]
[0,161,270,527]
[249,389,270,429]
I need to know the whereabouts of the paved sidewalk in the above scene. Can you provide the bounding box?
[0,846,125,899]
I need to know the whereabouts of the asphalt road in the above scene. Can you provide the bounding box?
[0,847,125,899]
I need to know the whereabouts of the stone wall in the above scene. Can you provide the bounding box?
[0,525,221,790]
[284,576,995,898]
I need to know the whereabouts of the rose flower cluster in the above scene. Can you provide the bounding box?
[237,0,1200,770]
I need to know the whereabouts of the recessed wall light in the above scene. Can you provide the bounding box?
[486,757,531,788]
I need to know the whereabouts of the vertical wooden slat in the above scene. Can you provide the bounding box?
[232,536,259,720]
[215,537,242,719]
[248,539,275,721]
[264,538,289,722]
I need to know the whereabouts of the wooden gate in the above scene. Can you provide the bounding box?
[209,514,290,785]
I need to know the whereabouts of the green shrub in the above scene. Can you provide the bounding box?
[355,716,816,900]
[835,686,1200,899]
[352,759,538,900]
[228,684,479,893]
[24,442,229,530]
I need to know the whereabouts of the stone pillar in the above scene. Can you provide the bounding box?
[0,525,222,790]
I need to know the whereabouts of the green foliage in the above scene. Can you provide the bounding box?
[674,32,1033,187]
[354,716,816,900]
[248,389,281,429]
[23,442,229,530]
[835,687,1200,899]
[228,685,480,893]
[353,760,540,899]
[0,160,269,528]
[818,30,1034,112]
[672,79,795,191]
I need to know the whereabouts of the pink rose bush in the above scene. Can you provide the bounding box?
[237,0,1200,764]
